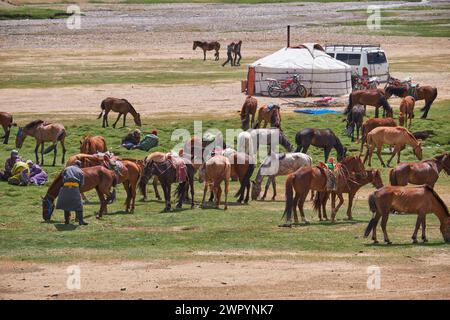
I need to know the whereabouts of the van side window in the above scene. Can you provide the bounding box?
[327,52,335,58]
[368,52,387,64]
[336,53,361,66]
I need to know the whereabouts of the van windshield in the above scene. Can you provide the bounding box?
[335,53,361,66]
[368,52,387,64]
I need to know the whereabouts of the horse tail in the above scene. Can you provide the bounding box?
[98,100,106,119]
[174,182,186,201]
[344,94,352,115]
[389,168,398,186]
[235,162,255,197]
[313,192,322,212]
[282,174,295,222]
[364,193,378,238]
[43,129,65,154]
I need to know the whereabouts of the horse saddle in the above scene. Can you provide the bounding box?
[169,155,188,183]
[109,159,128,178]
[318,165,337,191]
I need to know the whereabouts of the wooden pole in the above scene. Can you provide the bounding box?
[287,25,290,48]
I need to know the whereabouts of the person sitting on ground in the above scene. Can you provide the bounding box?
[22,160,48,186]
[132,129,159,151]
[122,129,141,150]
[8,160,28,186]
[0,150,23,181]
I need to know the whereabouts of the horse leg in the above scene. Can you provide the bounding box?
[292,193,300,224]
[332,193,344,222]
[122,113,127,128]
[297,191,310,224]
[176,182,186,209]
[166,183,172,211]
[60,139,66,164]
[386,145,401,167]
[261,177,270,200]
[34,142,40,165]
[153,178,161,200]
[95,187,105,218]
[322,193,328,221]
[52,142,57,167]
[201,183,208,208]
[216,185,222,209]
[346,193,355,220]
[380,214,391,244]
[375,145,385,167]
[375,106,379,118]
[123,181,131,212]
[189,175,195,209]
[412,216,421,244]
[203,50,206,61]
[271,178,277,201]
[224,178,229,210]
[112,113,122,128]
[371,213,382,244]
[103,111,110,128]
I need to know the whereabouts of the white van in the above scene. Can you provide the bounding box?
[325,44,389,82]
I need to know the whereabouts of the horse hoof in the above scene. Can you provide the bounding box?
[373,240,379,244]
[412,239,418,244]
[278,223,292,228]
[385,240,392,245]
[423,238,428,243]
[303,220,310,225]
[224,206,228,211]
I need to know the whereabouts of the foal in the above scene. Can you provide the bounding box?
[399,96,415,128]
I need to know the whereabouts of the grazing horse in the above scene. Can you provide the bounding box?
[66,154,142,213]
[389,152,450,188]
[281,156,366,226]
[193,41,220,61]
[313,169,384,222]
[344,104,365,142]
[295,128,347,162]
[80,135,107,154]
[237,129,293,157]
[0,112,16,144]
[365,185,450,244]
[398,96,415,128]
[363,126,422,167]
[359,117,397,155]
[42,166,116,221]
[240,96,258,130]
[142,156,195,212]
[251,152,312,201]
[384,84,437,119]
[16,120,67,166]
[253,104,281,129]
[199,155,231,210]
[347,89,392,118]
[98,97,142,128]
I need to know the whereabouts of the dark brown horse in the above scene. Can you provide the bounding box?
[0,112,16,144]
[365,185,450,244]
[359,117,397,155]
[98,97,142,128]
[80,135,107,154]
[193,41,220,61]
[16,120,67,166]
[347,89,392,118]
[295,128,347,162]
[42,166,116,221]
[253,104,281,129]
[384,84,437,119]
[281,156,366,226]
[240,96,258,130]
[344,104,365,143]
[313,169,383,222]
[227,152,255,204]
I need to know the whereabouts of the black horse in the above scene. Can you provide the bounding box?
[295,128,347,162]
[344,104,365,142]
[140,158,195,212]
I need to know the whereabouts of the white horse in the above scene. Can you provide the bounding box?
[251,152,312,200]
[237,129,293,159]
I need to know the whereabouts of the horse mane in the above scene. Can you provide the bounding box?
[24,119,45,130]
[424,185,449,217]
[121,99,137,114]
[404,128,419,144]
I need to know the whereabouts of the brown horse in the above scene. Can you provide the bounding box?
[80,135,107,154]
[359,117,397,155]
[347,89,393,118]
[139,151,168,201]
[390,152,450,188]
[399,96,415,128]
[98,97,142,128]
[313,169,384,222]
[253,104,281,129]
[295,128,347,162]
[281,156,366,226]
[225,152,255,204]
[365,185,450,244]
[363,126,422,167]
[384,84,437,119]
[240,96,258,130]
[193,41,220,61]
[42,166,116,221]
[0,112,16,144]
[66,154,141,213]
[16,120,67,166]
[200,155,231,210]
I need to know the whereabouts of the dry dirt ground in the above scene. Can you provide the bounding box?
[2,252,450,300]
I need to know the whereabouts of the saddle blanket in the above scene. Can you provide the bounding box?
[169,155,188,183]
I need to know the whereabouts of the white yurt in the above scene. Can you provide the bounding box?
[246,43,352,97]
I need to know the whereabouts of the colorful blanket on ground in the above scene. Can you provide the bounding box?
[294,109,341,115]
[136,134,159,151]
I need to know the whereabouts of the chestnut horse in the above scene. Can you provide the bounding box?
[98,97,142,128]
[0,112,16,144]
[384,84,437,119]
[363,126,422,167]
[313,169,383,222]
[42,166,116,221]
[359,117,397,155]
[347,89,392,118]
[281,156,366,226]
[365,185,450,244]
[193,41,220,61]
[199,155,231,210]
[16,120,67,166]
[398,96,415,128]
[253,104,281,129]
[80,135,107,154]
[66,154,141,213]
[240,96,258,130]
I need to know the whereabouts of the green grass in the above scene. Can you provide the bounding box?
[0,6,71,20]
[1,100,450,263]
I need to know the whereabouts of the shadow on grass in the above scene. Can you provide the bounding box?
[54,224,78,231]
[364,241,449,247]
